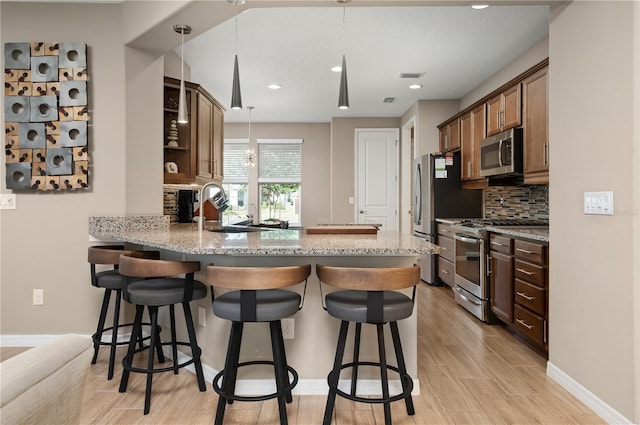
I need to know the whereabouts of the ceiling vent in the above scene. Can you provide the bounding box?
[383,97,396,103]
[398,72,425,79]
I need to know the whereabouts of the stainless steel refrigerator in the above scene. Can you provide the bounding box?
[413,152,483,284]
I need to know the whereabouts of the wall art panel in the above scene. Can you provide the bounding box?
[4,41,89,191]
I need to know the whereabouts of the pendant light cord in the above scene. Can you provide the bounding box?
[342,4,346,55]
[235,1,239,55]
[180,29,185,82]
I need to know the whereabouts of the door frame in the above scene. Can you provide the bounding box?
[401,116,416,234]
[354,128,400,230]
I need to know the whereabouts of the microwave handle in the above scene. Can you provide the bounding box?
[497,139,503,167]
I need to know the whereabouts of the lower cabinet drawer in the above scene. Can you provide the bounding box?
[514,279,545,316]
[438,236,454,262]
[438,257,454,286]
[514,305,544,347]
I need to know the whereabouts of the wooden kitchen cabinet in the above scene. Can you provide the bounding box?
[460,104,487,187]
[436,223,455,287]
[489,233,549,356]
[163,76,225,185]
[195,88,225,183]
[489,234,514,324]
[487,83,521,136]
[438,118,460,153]
[522,66,549,184]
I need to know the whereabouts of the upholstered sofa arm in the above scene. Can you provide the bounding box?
[0,334,92,425]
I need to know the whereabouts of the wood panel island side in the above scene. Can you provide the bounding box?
[89,216,439,395]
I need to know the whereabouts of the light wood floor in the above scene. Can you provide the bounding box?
[2,284,605,425]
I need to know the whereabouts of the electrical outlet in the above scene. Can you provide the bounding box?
[33,289,44,305]
[198,306,206,327]
[282,318,294,339]
[0,194,16,210]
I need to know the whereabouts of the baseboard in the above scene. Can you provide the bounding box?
[546,362,635,425]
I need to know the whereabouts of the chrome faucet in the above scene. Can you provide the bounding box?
[198,182,229,232]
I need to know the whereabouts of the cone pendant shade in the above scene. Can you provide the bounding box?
[231,54,242,110]
[178,79,188,123]
[338,54,349,110]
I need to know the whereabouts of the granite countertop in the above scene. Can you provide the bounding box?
[486,226,549,242]
[89,216,439,256]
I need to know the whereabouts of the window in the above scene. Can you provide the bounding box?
[258,139,302,226]
[222,139,249,225]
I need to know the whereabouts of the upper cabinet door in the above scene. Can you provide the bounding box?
[470,103,486,181]
[212,104,224,181]
[196,93,214,181]
[459,112,472,181]
[487,83,521,136]
[522,67,549,183]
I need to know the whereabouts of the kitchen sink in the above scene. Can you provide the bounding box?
[208,226,263,233]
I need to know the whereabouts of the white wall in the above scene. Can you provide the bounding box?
[1,2,128,334]
[548,1,638,421]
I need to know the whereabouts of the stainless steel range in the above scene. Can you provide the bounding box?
[449,219,548,322]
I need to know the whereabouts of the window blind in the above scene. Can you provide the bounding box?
[258,139,302,183]
[223,139,249,182]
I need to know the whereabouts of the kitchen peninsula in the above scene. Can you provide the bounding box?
[89,215,439,394]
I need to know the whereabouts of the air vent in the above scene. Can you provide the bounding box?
[383,97,396,103]
[398,72,425,79]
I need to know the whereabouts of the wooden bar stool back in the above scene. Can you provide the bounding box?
[206,264,312,425]
[117,252,208,415]
[316,264,421,425]
[87,245,159,380]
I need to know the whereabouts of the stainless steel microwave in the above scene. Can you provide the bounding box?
[479,128,523,177]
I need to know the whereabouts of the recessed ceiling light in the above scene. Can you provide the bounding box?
[331,66,342,73]
[471,4,490,10]
[409,84,422,89]
[268,84,282,90]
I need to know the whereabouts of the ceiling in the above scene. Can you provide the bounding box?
[179,4,549,123]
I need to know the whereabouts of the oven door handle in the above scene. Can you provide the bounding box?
[454,234,480,244]
[455,286,482,306]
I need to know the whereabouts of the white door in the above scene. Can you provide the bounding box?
[356,129,399,231]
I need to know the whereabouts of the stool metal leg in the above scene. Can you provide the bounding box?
[215,321,243,425]
[323,320,349,425]
[275,320,293,403]
[152,305,165,364]
[182,301,206,391]
[376,323,392,425]
[143,306,159,415]
[350,322,362,396]
[92,289,112,364]
[169,304,178,374]
[119,304,144,393]
[270,321,289,425]
[107,289,123,380]
[390,321,415,415]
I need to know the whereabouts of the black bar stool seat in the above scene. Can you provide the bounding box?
[206,264,312,425]
[317,264,421,425]
[325,290,414,323]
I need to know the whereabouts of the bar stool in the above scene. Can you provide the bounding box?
[206,264,312,425]
[118,252,208,415]
[87,245,160,380]
[316,264,420,425]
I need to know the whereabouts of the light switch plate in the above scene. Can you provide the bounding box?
[584,191,613,215]
[0,194,16,210]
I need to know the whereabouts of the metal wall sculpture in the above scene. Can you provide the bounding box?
[4,42,89,191]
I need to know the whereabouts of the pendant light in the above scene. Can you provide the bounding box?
[245,106,255,167]
[337,0,350,110]
[173,24,191,123]
[230,0,243,110]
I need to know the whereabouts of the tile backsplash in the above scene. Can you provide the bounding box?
[485,185,549,221]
